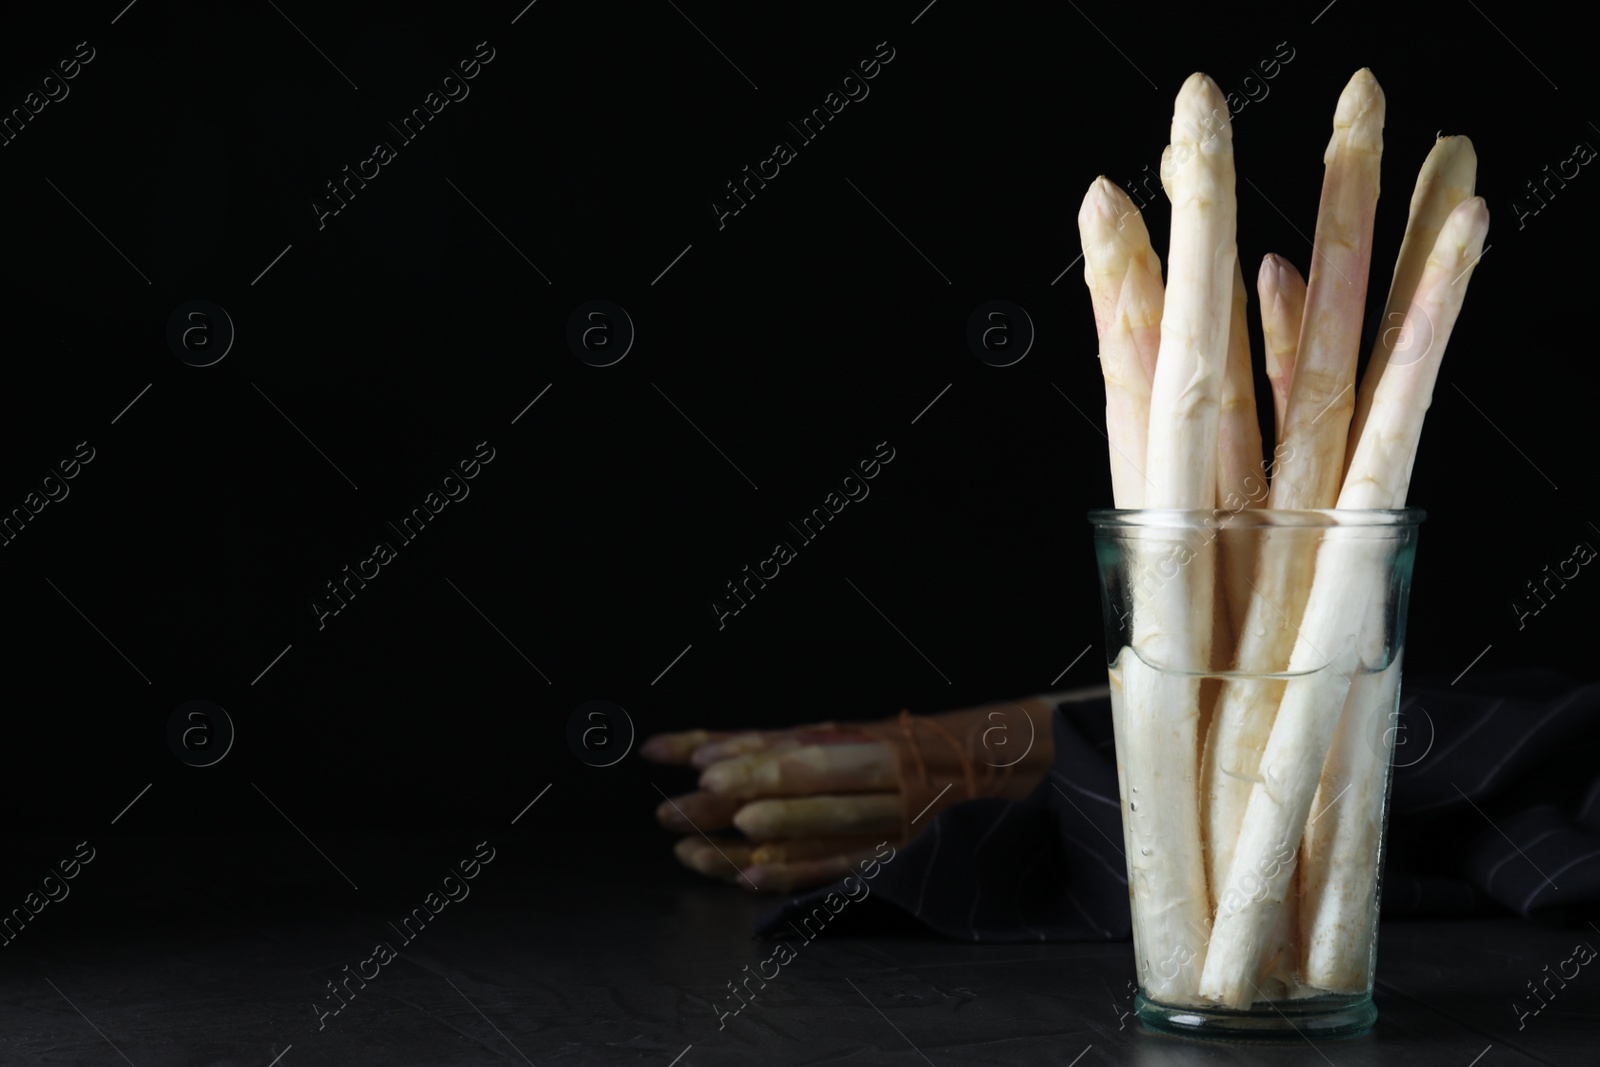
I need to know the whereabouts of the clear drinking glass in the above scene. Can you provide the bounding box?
[1088,508,1423,1038]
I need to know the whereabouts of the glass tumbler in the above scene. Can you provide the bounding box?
[1089,508,1423,1038]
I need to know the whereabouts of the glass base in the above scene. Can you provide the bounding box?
[1134,990,1376,1039]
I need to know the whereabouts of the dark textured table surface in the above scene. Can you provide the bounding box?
[4,853,1597,1067]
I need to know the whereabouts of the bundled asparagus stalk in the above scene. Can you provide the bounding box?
[1077,63,1489,1011]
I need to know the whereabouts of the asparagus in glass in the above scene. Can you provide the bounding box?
[1215,262,1265,652]
[1199,70,1386,957]
[1200,196,1488,1008]
[1300,197,1490,991]
[1216,265,1263,511]
[1118,72,1236,1004]
[1078,178,1165,978]
[1298,138,1476,991]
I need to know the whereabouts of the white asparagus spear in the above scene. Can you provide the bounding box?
[1298,197,1490,990]
[1157,139,1252,677]
[1304,140,1475,990]
[1199,198,1488,1007]
[1199,611,1298,907]
[1217,263,1261,510]
[1255,269,1309,986]
[1257,254,1307,444]
[1344,136,1477,479]
[1258,868,1303,996]
[1076,180,1164,984]
[1104,665,1146,982]
[1118,73,1236,1004]
[733,794,901,841]
[1198,529,1373,1008]
[1147,72,1235,510]
[1337,197,1488,509]
[1203,259,1299,908]
[1215,263,1265,650]
[1198,71,1387,975]
[1269,68,1386,512]
[1298,641,1401,990]
[1163,141,1252,763]
[1079,178,1165,508]
[1158,141,1265,528]
[699,742,898,799]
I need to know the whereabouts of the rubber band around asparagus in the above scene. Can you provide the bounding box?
[669,700,1057,852]
[851,697,1058,843]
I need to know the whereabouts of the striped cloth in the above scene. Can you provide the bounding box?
[756,671,1600,942]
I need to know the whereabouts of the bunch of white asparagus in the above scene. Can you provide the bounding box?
[1079,69,1487,1008]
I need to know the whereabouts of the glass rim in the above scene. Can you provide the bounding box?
[1087,507,1426,529]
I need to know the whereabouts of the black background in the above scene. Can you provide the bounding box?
[0,0,1594,910]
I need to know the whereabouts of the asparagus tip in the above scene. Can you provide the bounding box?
[732,800,769,838]
[1177,71,1227,112]
[698,762,733,794]
[1172,73,1231,150]
[1080,176,1135,225]
[1427,133,1478,170]
[1258,253,1306,296]
[1440,196,1491,258]
[1078,177,1156,270]
[1334,68,1386,138]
